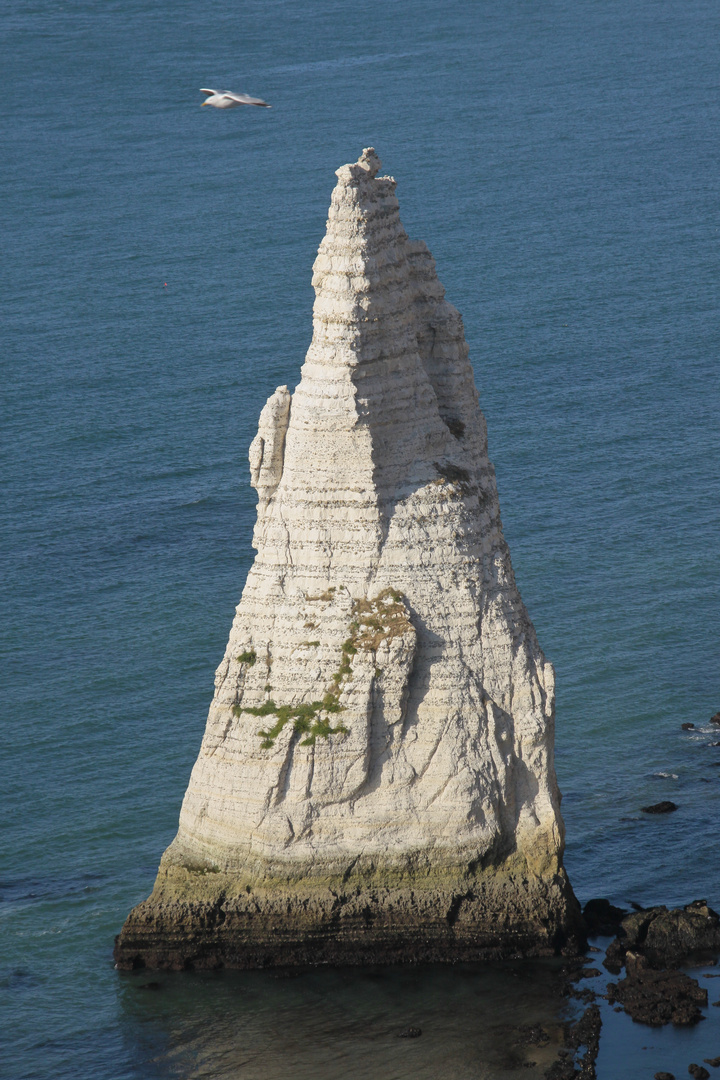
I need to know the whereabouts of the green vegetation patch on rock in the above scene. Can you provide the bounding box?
[233,587,411,749]
[236,650,257,666]
[235,693,346,749]
[351,588,413,651]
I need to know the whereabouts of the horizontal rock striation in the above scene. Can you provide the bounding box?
[115,148,582,971]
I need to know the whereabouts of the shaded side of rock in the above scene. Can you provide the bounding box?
[583,898,628,937]
[602,937,626,974]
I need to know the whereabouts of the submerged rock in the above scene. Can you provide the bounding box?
[517,1025,551,1047]
[543,1004,601,1079]
[642,801,678,814]
[114,149,582,971]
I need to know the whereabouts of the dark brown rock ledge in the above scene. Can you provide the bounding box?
[115,862,584,971]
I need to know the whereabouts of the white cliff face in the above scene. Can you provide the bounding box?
[173,148,563,881]
[116,149,578,970]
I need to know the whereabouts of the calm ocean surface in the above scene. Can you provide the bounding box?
[2,1,719,1077]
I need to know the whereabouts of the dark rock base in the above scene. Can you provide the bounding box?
[114,863,584,971]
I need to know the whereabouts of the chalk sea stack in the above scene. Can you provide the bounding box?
[115,148,581,970]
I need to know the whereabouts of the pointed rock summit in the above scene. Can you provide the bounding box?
[115,149,582,970]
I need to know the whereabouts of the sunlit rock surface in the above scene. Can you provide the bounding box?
[115,149,581,970]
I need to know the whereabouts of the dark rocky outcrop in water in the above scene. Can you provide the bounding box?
[607,951,707,1026]
[544,1004,601,1080]
[588,900,720,1029]
[547,901,720,1072]
[642,801,678,814]
[602,900,720,971]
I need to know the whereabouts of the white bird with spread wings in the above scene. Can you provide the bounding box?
[200,89,271,109]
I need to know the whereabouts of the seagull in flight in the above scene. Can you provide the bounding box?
[200,89,271,109]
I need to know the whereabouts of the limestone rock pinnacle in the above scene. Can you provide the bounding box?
[115,149,582,971]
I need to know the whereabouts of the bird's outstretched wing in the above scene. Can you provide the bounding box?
[199,88,219,95]
[223,92,271,107]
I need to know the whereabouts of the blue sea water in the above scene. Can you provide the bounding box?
[2,1,720,1077]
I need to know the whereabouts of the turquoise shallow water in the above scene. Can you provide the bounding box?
[2,1,720,1077]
